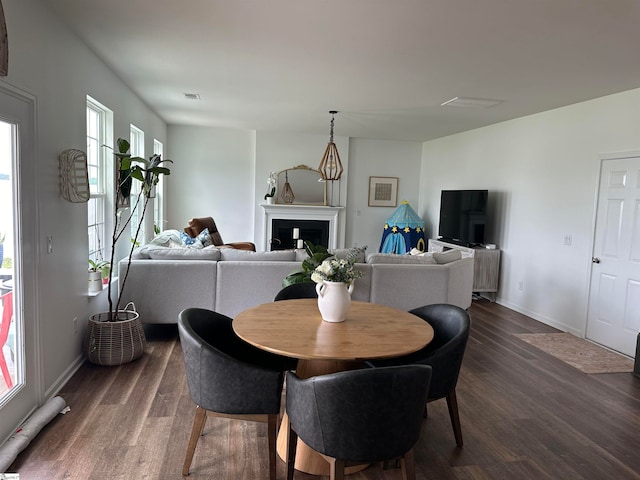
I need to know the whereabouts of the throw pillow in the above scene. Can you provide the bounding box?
[432,249,463,264]
[148,229,183,247]
[180,227,214,248]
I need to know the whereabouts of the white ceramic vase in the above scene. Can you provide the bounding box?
[316,280,354,323]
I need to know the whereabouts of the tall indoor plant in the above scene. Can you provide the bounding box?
[85,138,171,366]
[105,137,172,319]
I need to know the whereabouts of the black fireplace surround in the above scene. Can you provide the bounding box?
[270,219,329,251]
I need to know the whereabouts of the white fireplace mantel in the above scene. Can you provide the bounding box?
[261,204,345,250]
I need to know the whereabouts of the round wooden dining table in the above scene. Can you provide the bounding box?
[233,299,434,476]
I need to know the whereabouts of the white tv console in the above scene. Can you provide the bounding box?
[428,238,500,301]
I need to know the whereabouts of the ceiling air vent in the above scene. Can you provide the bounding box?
[441,97,503,108]
[183,93,201,100]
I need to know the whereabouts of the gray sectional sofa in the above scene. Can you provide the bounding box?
[118,246,474,324]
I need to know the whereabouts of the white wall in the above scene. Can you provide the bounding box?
[166,129,424,255]
[166,125,256,241]
[1,0,167,442]
[347,138,423,251]
[420,87,640,335]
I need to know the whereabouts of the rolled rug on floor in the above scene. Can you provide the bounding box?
[0,396,68,473]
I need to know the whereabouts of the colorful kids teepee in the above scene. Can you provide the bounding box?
[379,201,426,254]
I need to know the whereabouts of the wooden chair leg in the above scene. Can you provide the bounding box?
[267,414,278,480]
[400,448,416,480]
[446,390,464,447]
[286,422,298,480]
[330,458,345,480]
[183,405,207,476]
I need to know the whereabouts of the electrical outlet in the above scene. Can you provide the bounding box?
[563,234,572,246]
[73,317,78,334]
[518,280,524,291]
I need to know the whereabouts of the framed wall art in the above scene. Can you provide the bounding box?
[368,176,398,207]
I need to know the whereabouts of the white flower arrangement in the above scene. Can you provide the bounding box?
[311,258,363,286]
[264,171,277,199]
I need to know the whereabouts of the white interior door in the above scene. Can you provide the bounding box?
[0,83,40,444]
[586,154,640,357]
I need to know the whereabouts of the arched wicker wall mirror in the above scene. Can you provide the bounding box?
[276,165,327,205]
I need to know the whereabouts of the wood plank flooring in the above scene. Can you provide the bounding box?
[8,300,640,479]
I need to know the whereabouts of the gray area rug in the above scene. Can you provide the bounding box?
[514,332,634,374]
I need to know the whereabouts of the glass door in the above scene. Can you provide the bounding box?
[0,84,39,443]
[0,119,17,400]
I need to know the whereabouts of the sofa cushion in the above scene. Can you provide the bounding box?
[145,245,221,261]
[366,252,437,265]
[433,249,463,264]
[330,245,367,263]
[220,249,297,262]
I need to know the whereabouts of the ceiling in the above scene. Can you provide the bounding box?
[42,0,640,142]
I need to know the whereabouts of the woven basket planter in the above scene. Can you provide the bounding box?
[85,302,146,366]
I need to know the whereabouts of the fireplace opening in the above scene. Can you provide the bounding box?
[270,219,329,251]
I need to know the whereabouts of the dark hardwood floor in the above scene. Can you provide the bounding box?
[8,300,640,479]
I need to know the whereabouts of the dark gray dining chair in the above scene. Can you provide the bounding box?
[274,282,318,301]
[285,365,432,480]
[178,308,296,479]
[367,303,470,447]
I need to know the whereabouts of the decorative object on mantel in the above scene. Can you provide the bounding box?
[264,171,277,204]
[276,165,326,205]
[379,200,426,254]
[368,176,398,207]
[85,138,172,366]
[281,170,295,204]
[0,0,7,77]
[311,257,363,323]
[59,149,90,203]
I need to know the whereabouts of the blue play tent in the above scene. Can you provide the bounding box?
[379,201,427,254]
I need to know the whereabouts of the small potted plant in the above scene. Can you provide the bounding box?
[264,171,277,204]
[88,259,109,293]
[282,241,333,287]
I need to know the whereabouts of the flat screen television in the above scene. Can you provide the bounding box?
[438,190,488,247]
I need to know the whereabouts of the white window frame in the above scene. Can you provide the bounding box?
[153,139,164,234]
[129,125,145,242]
[86,96,113,265]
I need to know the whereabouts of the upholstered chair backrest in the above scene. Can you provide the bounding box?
[178,308,284,415]
[408,304,470,400]
[286,365,432,463]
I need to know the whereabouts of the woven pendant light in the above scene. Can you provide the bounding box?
[318,111,343,181]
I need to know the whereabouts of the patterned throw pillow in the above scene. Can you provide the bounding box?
[180,228,213,248]
[179,230,196,246]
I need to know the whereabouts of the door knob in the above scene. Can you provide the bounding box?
[592,257,601,264]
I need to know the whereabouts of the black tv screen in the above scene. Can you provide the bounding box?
[438,190,488,246]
